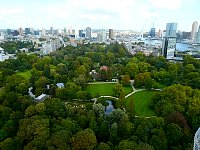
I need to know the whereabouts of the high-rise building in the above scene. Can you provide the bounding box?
[166,23,178,37]
[149,28,156,38]
[18,27,23,36]
[97,30,106,43]
[78,30,85,38]
[25,28,31,35]
[195,25,200,43]
[109,29,114,39]
[41,28,46,36]
[194,127,200,150]
[50,27,53,35]
[162,23,178,59]
[30,28,34,35]
[7,29,12,35]
[86,27,91,39]
[190,21,198,40]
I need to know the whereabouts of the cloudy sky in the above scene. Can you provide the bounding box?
[0,0,199,31]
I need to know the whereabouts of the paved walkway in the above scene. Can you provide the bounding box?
[87,82,117,84]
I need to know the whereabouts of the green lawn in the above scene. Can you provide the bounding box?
[123,86,133,95]
[85,83,115,97]
[16,70,31,80]
[85,83,133,97]
[126,90,157,116]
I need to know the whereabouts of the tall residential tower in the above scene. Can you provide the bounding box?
[86,27,91,40]
[162,23,178,59]
[191,21,198,40]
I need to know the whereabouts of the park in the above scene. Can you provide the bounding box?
[85,82,158,117]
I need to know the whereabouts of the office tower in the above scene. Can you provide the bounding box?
[166,23,178,37]
[86,27,91,39]
[149,28,156,38]
[195,25,200,43]
[190,21,198,40]
[18,27,23,36]
[25,28,31,35]
[97,30,106,43]
[41,28,46,36]
[194,127,200,150]
[30,28,34,35]
[157,29,162,38]
[162,23,178,59]
[50,27,53,35]
[109,29,114,39]
[79,30,85,38]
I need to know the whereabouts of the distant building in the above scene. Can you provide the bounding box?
[194,127,200,150]
[7,29,12,35]
[162,23,178,59]
[149,28,156,38]
[25,28,31,35]
[50,27,53,35]
[97,30,106,43]
[109,29,114,39]
[18,27,23,36]
[166,23,178,37]
[191,21,198,40]
[86,27,91,39]
[195,26,200,43]
[156,29,162,38]
[41,28,46,36]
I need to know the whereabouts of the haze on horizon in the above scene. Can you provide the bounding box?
[0,0,199,32]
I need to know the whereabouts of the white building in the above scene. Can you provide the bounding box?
[97,30,106,43]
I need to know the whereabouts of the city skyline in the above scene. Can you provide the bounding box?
[0,0,199,31]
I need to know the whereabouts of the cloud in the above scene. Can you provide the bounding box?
[148,0,181,9]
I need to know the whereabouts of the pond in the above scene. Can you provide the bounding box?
[105,100,115,115]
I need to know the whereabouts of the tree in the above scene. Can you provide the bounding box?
[121,75,130,87]
[97,142,111,150]
[70,129,97,150]
[125,62,139,78]
[118,140,137,150]
[0,138,16,150]
[112,83,125,98]
[126,98,135,121]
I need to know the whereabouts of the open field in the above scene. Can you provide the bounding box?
[85,83,133,97]
[16,70,31,80]
[125,90,158,116]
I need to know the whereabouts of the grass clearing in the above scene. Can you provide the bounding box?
[85,83,133,97]
[126,90,158,116]
[85,83,115,97]
[16,70,31,80]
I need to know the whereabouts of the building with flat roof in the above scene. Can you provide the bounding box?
[109,29,114,39]
[86,27,91,39]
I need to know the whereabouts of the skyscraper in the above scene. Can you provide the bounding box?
[191,21,198,40]
[149,28,156,38]
[195,25,200,43]
[109,29,114,39]
[25,28,31,35]
[162,23,178,59]
[86,27,91,39]
[97,29,106,43]
[50,27,53,35]
[166,23,178,37]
